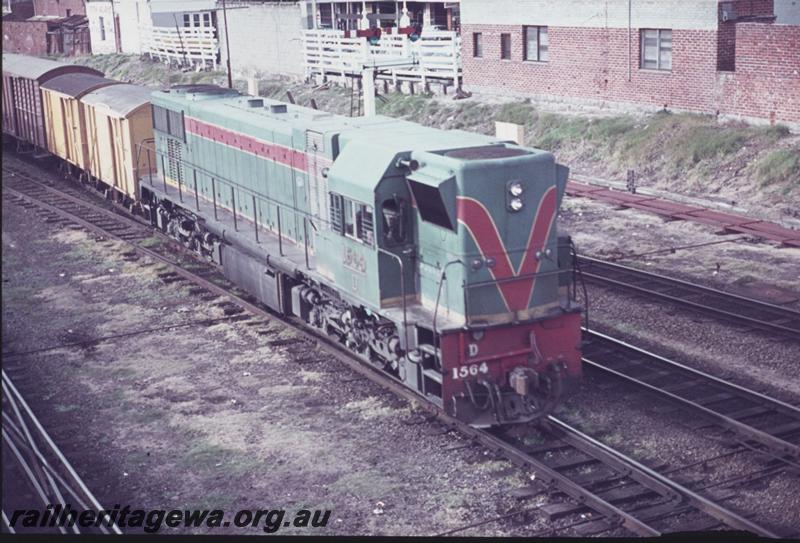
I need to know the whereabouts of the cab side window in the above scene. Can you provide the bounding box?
[344,199,355,238]
[356,204,374,246]
[329,192,374,247]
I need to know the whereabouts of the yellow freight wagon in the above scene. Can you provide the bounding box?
[81,84,155,201]
[40,73,118,171]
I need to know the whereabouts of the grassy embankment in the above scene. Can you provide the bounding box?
[68,54,800,219]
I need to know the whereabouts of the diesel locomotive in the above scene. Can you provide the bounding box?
[2,53,584,427]
[141,85,583,427]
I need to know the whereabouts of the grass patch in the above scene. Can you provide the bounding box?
[54,404,81,413]
[753,148,800,188]
[182,441,259,476]
[670,125,748,166]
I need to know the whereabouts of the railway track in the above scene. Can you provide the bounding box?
[578,256,800,341]
[1,369,122,535]
[1,159,792,537]
[582,330,800,463]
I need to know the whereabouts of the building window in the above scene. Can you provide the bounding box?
[523,26,548,61]
[500,33,511,60]
[99,16,106,41]
[473,32,483,58]
[183,14,191,27]
[193,13,201,27]
[641,29,672,70]
[203,13,211,27]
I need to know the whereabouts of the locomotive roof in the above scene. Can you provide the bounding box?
[2,53,102,81]
[81,84,153,118]
[41,73,120,99]
[152,87,495,151]
[151,85,549,202]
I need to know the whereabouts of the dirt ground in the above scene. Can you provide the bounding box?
[562,195,800,400]
[557,195,800,535]
[3,152,798,535]
[2,188,557,537]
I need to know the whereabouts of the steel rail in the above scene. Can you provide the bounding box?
[546,417,781,538]
[583,329,800,459]
[578,255,800,340]
[2,159,784,537]
[2,511,16,535]
[3,168,666,537]
[1,371,123,535]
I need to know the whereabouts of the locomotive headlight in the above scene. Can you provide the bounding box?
[510,198,524,212]
[509,182,524,197]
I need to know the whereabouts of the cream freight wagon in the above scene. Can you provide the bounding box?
[81,84,155,201]
[40,73,119,172]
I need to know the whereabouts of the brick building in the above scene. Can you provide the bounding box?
[460,0,800,126]
[2,0,90,55]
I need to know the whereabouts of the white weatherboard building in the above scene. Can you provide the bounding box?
[86,0,118,54]
[86,0,220,68]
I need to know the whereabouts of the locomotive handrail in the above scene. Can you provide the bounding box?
[137,142,330,231]
[377,247,410,354]
[432,259,465,363]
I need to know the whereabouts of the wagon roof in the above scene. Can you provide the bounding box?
[41,73,119,99]
[2,53,102,81]
[81,84,153,118]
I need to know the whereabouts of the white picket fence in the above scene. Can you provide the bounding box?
[140,25,220,70]
[302,29,461,85]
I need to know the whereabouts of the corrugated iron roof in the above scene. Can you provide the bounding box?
[2,53,101,81]
[41,73,119,98]
[81,84,153,118]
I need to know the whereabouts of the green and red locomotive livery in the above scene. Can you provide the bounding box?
[141,84,583,427]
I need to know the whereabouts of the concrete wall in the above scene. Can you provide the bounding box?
[461,0,721,30]
[775,0,800,23]
[219,1,305,78]
[87,0,118,54]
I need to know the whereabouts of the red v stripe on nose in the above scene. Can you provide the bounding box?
[457,186,558,313]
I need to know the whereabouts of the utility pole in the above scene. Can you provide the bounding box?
[221,0,233,88]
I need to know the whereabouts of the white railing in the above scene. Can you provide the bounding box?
[302,29,461,85]
[140,25,219,69]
